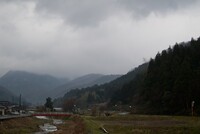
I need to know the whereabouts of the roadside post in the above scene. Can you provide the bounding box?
[191,101,195,116]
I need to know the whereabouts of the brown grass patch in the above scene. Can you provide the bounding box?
[0,117,49,134]
[53,115,86,134]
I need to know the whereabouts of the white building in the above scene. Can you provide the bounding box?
[0,104,6,116]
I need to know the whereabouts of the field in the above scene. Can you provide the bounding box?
[1,114,200,134]
[0,116,86,134]
[52,116,86,134]
[83,114,200,134]
[0,117,49,134]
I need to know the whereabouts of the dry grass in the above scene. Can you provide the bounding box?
[53,115,86,134]
[83,114,200,134]
[0,117,49,134]
[0,115,86,134]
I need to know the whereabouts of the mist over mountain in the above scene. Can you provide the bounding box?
[0,71,69,104]
[53,63,148,107]
[0,85,17,102]
[50,74,121,98]
[54,37,200,116]
[0,71,120,105]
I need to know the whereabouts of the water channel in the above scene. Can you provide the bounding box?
[34,116,63,134]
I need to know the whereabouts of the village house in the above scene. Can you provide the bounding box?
[0,101,19,115]
[0,104,6,116]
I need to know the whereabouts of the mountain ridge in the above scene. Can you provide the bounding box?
[50,73,122,98]
[53,63,148,107]
[0,70,69,104]
[0,85,18,103]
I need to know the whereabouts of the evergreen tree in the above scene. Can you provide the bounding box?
[45,97,53,111]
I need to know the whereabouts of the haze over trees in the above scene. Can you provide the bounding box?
[1,36,200,116]
[50,74,121,98]
[0,71,68,104]
[54,63,148,108]
[56,37,200,115]
[0,71,121,105]
[0,86,18,103]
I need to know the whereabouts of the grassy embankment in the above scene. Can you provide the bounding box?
[1,114,199,134]
[83,114,200,134]
[0,117,49,134]
[0,115,86,134]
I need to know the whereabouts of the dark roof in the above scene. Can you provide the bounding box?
[0,101,13,107]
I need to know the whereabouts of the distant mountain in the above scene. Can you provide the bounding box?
[50,74,121,98]
[0,71,69,104]
[90,75,123,86]
[0,85,17,102]
[53,63,148,107]
[54,37,200,116]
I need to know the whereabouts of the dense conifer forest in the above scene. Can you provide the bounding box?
[56,37,200,115]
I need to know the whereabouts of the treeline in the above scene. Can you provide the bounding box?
[55,37,200,115]
[112,37,200,115]
[140,38,200,115]
[53,63,148,108]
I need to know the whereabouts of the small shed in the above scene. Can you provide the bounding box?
[53,107,63,112]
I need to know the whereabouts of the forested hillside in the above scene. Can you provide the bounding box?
[111,38,200,115]
[139,38,200,115]
[57,37,200,115]
[54,63,148,107]
[0,85,18,102]
[50,74,121,98]
[0,71,68,104]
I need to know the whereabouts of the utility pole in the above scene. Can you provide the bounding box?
[19,94,21,107]
[19,94,22,114]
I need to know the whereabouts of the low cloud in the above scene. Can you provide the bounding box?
[0,0,200,78]
[35,0,197,26]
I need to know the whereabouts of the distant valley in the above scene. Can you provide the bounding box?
[1,38,200,116]
[50,74,121,98]
[54,37,200,115]
[0,71,121,104]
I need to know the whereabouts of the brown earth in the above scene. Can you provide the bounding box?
[53,115,86,134]
[0,117,48,134]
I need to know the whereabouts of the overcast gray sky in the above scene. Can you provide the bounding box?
[0,0,200,78]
